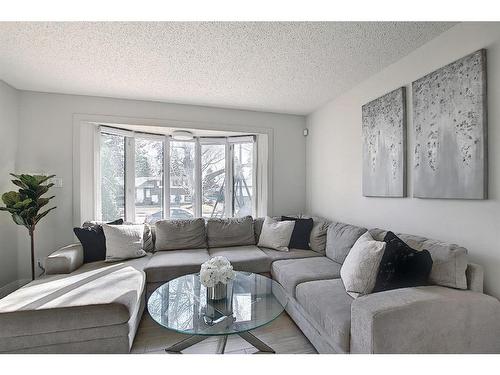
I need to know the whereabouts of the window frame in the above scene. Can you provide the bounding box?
[228,136,258,218]
[97,126,258,222]
[133,132,167,224]
[169,137,197,219]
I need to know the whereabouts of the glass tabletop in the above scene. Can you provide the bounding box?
[147,271,288,336]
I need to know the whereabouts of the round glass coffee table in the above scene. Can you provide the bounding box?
[147,271,287,354]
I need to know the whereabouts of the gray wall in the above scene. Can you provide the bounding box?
[0,80,19,292]
[15,91,306,281]
[306,22,500,298]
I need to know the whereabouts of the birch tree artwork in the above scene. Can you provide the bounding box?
[362,87,406,197]
[412,49,487,199]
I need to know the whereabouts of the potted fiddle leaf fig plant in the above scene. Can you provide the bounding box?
[0,174,57,280]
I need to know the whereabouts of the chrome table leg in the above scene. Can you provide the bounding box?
[238,331,275,354]
[216,335,228,354]
[165,335,209,353]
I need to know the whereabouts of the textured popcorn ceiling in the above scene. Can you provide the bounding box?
[0,22,456,115]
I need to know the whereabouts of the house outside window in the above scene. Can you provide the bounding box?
[98,126,257,223]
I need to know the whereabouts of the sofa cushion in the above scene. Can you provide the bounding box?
[44,243,84,275]
[208,245,272,273]
[370,229,468,290]
[0,323,130,353]
[80,253,152,273]
[260,247,322,261]
[144,249,210,283]
[296,279,353,353]
[326,222,367,264]
[155,218,207,251]
[0,261,145,340]
[206,216,255,248]
[271,257,342,296]
[309,217,331,254]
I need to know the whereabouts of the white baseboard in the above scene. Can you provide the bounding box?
[0,279,31,299]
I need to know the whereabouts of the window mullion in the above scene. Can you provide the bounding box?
[225,141,233,218]
[194,138,202,218]
[125,136,135,222]
[252,138,258,218]
[164,136,171,220]
[94,125,102,221]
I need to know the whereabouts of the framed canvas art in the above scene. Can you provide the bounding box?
[362,87,406,197]
[412,49,487,199]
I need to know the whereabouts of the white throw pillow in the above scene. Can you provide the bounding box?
[257,217,295,251]
[102,224,147,262]
[340,231,386,298]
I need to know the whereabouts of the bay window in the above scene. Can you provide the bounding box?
[97,126,257,223]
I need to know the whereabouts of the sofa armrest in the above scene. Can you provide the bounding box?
[350,286,500,353]
[466,262,484,293]
[44,244,84,275]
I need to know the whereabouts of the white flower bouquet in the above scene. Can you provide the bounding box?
[200,256,236,288]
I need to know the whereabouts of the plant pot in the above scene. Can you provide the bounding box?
[206,282,227,300]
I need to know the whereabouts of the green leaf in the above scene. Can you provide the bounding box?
[25,206,39,218]
[13,198,33,209]
[0,207,19,213]
[34,175,56,185]
[2,191,21,207]
[12,213,26,226]
[37,196,54,208]
[35,184,54,198]
[11,179,29,190]
[33,206,56,225]
[19,175,39,190]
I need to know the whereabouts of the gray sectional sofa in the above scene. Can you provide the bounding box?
[0,216,499,354]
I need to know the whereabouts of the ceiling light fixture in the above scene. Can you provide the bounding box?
[171,130,194,141]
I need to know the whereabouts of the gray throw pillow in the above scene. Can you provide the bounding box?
[257,216,295,251]
[207,216,255,248]
[340,231,386,298]
[301,215,330,254]
[85,220,155,253]
[102,224,147,262]
[155,218,207,251]
[253,216,282,242]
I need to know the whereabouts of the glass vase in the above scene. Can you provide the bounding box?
[207,282,227,300]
